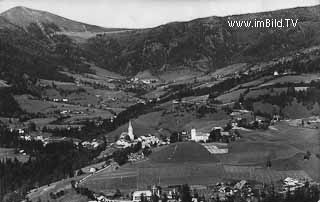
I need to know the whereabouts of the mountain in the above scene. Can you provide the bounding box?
[0,16,18,29]
[0,6,121,33]
[0,4,319,85]
[83,5,320,75]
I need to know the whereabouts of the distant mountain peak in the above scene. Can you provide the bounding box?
[0,6,114,33]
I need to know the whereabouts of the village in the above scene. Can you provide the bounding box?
[70,176,319,202]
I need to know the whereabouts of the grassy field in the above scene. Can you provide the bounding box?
[245,88,287,99]
[14,94,114,120]
[83,162,226,193]
[0,148,29,162]
[216,89,247,103]
[259,74,320,87]
[91,121,319,193]
[27,175,89,202]
[149,142,219,163]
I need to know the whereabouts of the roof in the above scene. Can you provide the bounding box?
[133,190,152,197]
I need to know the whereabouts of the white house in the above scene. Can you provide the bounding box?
[191,128,210,142]
[132,190,152,202]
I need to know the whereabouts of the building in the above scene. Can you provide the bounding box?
[119,120,135,141]
[137,135,160,148]
[230,110,255,126]
[191,128,210,142]
[132,190,152,202]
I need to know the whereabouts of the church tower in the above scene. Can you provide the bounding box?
[128,120,134,141]
[191,128,197,141]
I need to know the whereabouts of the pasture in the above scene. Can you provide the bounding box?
[90,121,319,193]
[259,74,320,87]
[216,89,247,103]
[0,148,29,162]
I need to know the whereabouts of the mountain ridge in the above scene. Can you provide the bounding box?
[0,6,124,33]
[83,4,320,75]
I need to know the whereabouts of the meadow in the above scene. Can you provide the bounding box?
[83,121,319,193]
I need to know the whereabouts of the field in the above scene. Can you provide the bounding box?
[259,74,320,87]
[14,94,114,120]
[85,121,319,194]
[0,148,29,162]
[158,68,204,83]
[83,162,226,192]
[216,89,247,103]
[149,142,219,163]
[27,175,89,202]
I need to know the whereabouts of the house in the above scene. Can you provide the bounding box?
[132,190,152,202]
[18,129,25,134]
[234,180,247,190]
[137,135,160,148]
[230,110,255,126]
[89,167,97,173]
[116,139,132,148]
[191,128,210,142]
[272,114,281,123]
[60,110,70,115]
[255,116,268,123]
[282,177,304,191]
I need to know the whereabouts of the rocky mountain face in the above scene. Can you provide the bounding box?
[84,5,320,75]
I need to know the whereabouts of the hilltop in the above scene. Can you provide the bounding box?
[84,5,320,75]
[0,6,122,33]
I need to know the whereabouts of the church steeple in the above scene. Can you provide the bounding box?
[128,120,134,141]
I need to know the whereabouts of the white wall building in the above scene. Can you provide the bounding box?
[191,128,210,142]
[132,190,152,202]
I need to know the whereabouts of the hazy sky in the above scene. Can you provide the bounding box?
[0,0,319,28]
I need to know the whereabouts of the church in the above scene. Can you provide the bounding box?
[119,120,135,141]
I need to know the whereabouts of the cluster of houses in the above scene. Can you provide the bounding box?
[60,109,85,115]
[279,177,305,193]
[84,180,256,202]
[18,133,78,146]
[230,109,278,129]
[130,77,158,85]
[115,121,161,149]
[52,98,69,103]
[128,152,145,162]
[82,139,104,150]
[190,126,236,143]
[211,180,254,201]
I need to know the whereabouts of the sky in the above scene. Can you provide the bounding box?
[0,0,319,28]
